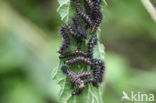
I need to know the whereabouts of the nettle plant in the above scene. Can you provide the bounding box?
[52,0,106,103]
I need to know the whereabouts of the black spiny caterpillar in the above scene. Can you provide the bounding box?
[75,0,93,27]
[59,50,87,58]
[90,0,103,34]
[65,56,91,65]
[91,66,100,87]
[58,26,70,54]
[65,22,79,39]
[84,0,94,9]
[61,66,85,89]
[83,0,94,19]
[72,87,85,95]
[65,16,88,49]
[91,0,102,20]
[72,16,88,39]
[87,36,98,59]
[83,77,94,85]
[70,71,91,88]
[91,59,105,87]
[77,71,91,78]
[90,10,103,34]
[97,59,105,83]
[72,16,88,49]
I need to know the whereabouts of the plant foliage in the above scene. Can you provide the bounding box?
[52,0,106,103]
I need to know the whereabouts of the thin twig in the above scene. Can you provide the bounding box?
[141,0,156,23]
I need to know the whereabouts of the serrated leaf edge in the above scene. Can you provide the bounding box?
[57,0,70,21]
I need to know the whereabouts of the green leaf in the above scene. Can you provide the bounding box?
[52,0,106,103]
[102,0,107,6]
[57,0,70,22]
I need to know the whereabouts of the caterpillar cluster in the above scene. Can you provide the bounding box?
[58,0,105,95]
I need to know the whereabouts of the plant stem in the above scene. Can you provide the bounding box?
[141,0,156,23]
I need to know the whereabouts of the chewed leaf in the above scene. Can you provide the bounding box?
[94,28,105,60]
[57,0,69,6]
[94,42,105,60]
[52,0,106,103]
[57,0,70,21]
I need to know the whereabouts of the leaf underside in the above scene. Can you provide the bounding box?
[52,0,106,103]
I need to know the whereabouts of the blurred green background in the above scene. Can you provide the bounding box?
[0,0,156,103]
